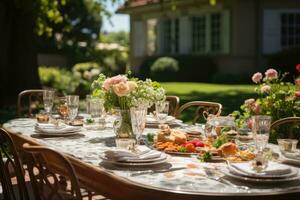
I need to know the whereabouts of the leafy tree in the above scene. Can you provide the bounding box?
[100,31,129,47]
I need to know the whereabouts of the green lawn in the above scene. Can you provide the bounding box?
[161,82,256,115]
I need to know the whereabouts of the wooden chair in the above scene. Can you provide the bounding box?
[148,95,180,117]
[176,101,222,124]
[22,143,83,200]
[0,128,29,200]
[17,89,46,117]
[271,117,300,139]
[166,96,180,117]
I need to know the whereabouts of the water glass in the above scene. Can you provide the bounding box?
[155,101,169,125]
[130,106,147,144]
[86,95,92,114]
[57,97,68,120]
[252,115,271,152]
[43,90,55,114]
[66,95,79,121]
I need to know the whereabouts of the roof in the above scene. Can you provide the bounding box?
[117,0,162,13]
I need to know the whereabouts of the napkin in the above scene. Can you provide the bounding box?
[104,146,162,162]
[230,161,292,177]
[35,123,81,134]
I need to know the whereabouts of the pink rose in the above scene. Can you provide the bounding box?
[113,82,130,96]
[127,81,138,92]
[246,119,253,129]
[295,91,300,100]
[103,75,128,90]
[251,72,263,83]
[260,85,271,93]
[295,78,300,86]
[265,68,278,80]
[253,103,261,114]
[244,98,255,106]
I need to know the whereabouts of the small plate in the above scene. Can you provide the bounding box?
[37,131,81,137]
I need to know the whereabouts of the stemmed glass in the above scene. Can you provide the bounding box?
[251,115,271,171]
[66,95,79,122]
[252,115,271,152]
[43,90,55,115]
[130,106,147,145]
[155,101,169,127]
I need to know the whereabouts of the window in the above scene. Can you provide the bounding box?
[162,18,179,54]
[192,16,206,53]
[210,13,221,52]
[191,13,224,54]
[281,13,300,48]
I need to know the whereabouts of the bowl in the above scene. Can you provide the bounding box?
[277,139,298,153]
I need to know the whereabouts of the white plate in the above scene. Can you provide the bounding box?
[224,169,300,183]
[37,131,81,137]
[228,163,298,179]
[100,155,168,166]
[117,153,168,163]
[146,115,175,123]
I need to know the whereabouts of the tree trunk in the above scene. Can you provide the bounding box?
[0,0,40,106]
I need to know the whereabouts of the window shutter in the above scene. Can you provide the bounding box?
[263,10,281,54]
[133,21,147,58]
[222,10,230,54]
[179,16,191,54]
[156,20,164,54]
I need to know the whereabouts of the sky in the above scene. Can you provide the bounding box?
[102,1,130,32]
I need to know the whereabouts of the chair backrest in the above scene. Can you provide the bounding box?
[271,117,300,139]
[148,95,180,117]
[17,89,46,117]
[176,101,222,124]
[22,143,82,200]
[0,128,29,200]
[166,96,180,117]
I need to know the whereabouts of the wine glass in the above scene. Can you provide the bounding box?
[252,115,271,152]
[155,101,169,127]
[86,95,92,114]
[43,90,55,115]
[130,106,147,145]
[66,95,79,122]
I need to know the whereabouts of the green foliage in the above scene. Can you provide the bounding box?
[212,134,228,148]
[100,31,129,47]
[199,151,212,162]
[150,57,179,81]
[39,66,80,94]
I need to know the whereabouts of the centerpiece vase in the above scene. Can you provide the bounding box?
[113,109,136,149]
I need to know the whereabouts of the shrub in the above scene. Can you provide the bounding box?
[72,62,102,95]
[139,55,216,82]
[39,66,80,94]
[150,57,179,81]
[267,47,300,81]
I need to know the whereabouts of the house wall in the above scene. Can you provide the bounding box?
[127,0,300,77]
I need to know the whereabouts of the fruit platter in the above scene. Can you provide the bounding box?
[151,126,255,162]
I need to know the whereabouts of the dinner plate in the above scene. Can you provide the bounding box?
[100,156,168,167]
[100,153,168,163]
[37,131,81,137]
[224,168,300,183]
[228,164,299,179]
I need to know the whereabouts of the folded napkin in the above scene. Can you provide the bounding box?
[230,161,292,177]
[104,146,162,162]
[35,123,80,134]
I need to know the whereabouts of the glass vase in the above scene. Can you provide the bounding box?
[113,109,136,149]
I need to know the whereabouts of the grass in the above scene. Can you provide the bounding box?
[161,82,256,115]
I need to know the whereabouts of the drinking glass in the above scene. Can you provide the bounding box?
[252,115,271,152]
[57,97,68,120]
[89,98,106,129]
[86,95,92,114]
[155,101,169,126]
[130,106,147,145]
[66,95,79,122]
[43,90,55,114]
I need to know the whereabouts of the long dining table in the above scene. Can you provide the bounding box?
[3,117,300,200]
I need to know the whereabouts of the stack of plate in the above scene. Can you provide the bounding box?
[225,161,300,183]
[35,123,81,136]
[101,149,168,167]
[145,115,182,128]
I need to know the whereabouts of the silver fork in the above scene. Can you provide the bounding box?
[203,167,250,192]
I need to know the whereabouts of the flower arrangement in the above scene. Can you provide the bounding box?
[232,67,300,132]
[91,72,166,110]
